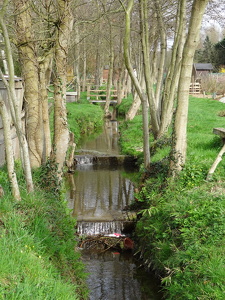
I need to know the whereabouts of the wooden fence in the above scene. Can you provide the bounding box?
[86,85,118,104]
[189,82,202,94]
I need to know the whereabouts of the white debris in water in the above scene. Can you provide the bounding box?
[105,233,125,237]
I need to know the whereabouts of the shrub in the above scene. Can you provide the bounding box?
[135,183,225,299]
[200,74,225,95]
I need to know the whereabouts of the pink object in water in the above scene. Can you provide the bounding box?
[113,233,122,237]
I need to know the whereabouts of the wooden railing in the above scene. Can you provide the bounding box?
[87,85,117,103]
[189,82,202,94]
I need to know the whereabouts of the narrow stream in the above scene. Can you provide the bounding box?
[66,119,163,299]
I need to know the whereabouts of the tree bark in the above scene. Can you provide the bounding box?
[104,22,114,118]
[126,69,144,121]
[122,0,150,168]
[13,0,43,168]
[0,95,21,200]
[158,0,186,138]
[139,0,159,138]
[0,2,34,192]
[81,25,87,92]
[39,52,53,163]
[74,20,81,100]
[52,0,73,175]
[171,0,209,175]
[153,0,167,120]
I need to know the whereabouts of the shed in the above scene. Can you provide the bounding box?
[192,63,213,81]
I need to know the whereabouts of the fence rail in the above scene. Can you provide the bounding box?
[189,82,202,94]
[87,86,117,103]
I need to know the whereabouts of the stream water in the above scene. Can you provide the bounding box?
[66,119,163,299]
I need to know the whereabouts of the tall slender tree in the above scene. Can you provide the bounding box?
[171,0,209,174]
[52,0,73,175]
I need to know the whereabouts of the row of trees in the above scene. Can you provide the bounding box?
[0,0,73,199]
[70,0,217,173]
[113,0,210,172]
[1,0,223,199]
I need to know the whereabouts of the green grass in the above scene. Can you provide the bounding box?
[119,115,143,157]
[118,95,225,299]
[67,101,103,145]
[116,93,134,116]
[135,183,225,299]
[0,90,103,299]
[0,89,104,299]
[187,96,225,167]
[0,182,87,299]
[48,90,104,146]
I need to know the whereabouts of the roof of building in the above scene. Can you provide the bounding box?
[194,63,213,70]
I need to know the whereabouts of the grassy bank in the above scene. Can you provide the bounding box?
[118,96,225,299]
[0,166,87,299]
[67,94,104,145]
[0,98,104,299]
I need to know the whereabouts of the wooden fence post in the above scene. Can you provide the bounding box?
[87,85,90,100]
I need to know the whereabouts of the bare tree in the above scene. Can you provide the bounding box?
[171,0,209,174]
[121,0,151,168]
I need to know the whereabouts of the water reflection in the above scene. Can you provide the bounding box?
[80,119,119,155]
[72,169,134,220]
[82,250,162,300]
[66,166,135,235]
[66,120,163,299]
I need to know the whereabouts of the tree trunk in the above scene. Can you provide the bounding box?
[171,0,209,175]
[82,32,87,92]
[39,52,53,163]
[0,33,8,75]
[158,0,186,138]
[126,70,145,121]
[52,0,73,175]
[154,0,167,119]
[122,0,150,168]
[94,16,102,88]
[74,21,81,100]
[104,23,114,118]
[14,0,43,168]
[139,0,159,138]
[0,95,21,200]
[123,69,130,98]
[0,4,34,192]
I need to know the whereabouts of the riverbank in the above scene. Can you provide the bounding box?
[0,97,104,299]
[117,96,225,299]
[0,166,88,299]
[2,93,225,298]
